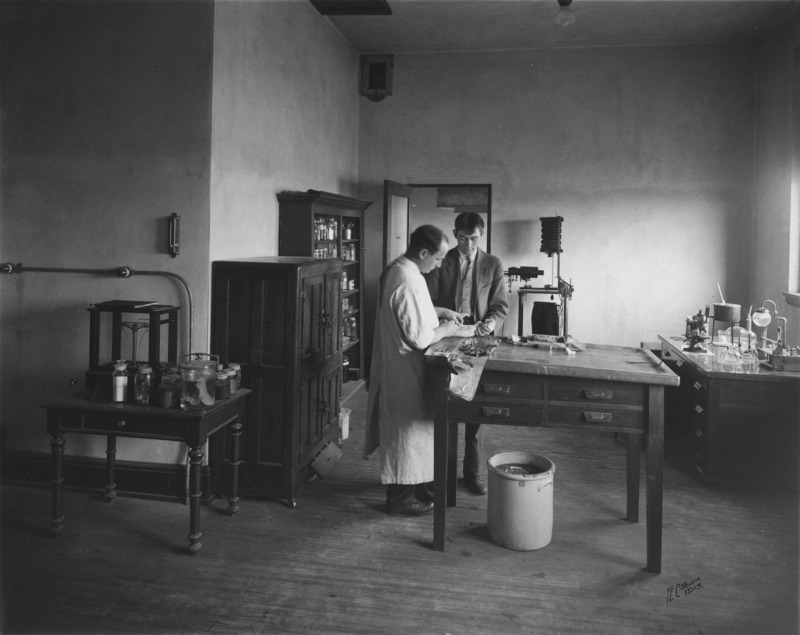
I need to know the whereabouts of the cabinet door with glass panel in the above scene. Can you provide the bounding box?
[278,189,372,399]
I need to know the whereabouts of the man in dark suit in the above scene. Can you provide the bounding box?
[425,212,508,495]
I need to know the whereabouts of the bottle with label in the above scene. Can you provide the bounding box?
[227,363,242,390]
[227,369,238,395]
[214,370,230,401]
[134,364,153,406]
[112,361,128,403]
[345,316,357,340]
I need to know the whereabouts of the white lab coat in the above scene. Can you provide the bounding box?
[364,257,440,484]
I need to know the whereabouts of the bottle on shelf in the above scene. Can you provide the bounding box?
[113,361,128,403]
[134,364,153,406]
[344,316,358,341]
[342,355,350,384]
[227,363,242,389]
[158,372,179,409]
[215,370,230,401]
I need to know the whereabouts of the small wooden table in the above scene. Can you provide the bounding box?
[427,341,679,574]
[42,389,249,554]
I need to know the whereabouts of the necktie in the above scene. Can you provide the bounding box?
[459,256,473,315]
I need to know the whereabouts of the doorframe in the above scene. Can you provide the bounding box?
[408,183,492,253]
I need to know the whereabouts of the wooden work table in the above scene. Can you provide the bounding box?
[426,339,679,574]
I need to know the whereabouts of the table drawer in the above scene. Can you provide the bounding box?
[448,398,545,425]
[53,409,184,438]
[548,402,645,430]
[548,378,645,406]
[476,372,546,399]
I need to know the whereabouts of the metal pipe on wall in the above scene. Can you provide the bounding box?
[0,262,194,354]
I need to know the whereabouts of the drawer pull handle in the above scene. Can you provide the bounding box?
[583,388,613,400]
[481,406,510,418]
[583,411,612,423]
[693,381,702,391]
[117,420,127,428]
[694,405,704,415]
[695,428,703,437]
[483,384,510,395]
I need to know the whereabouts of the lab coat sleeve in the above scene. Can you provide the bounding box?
[393,283,437,351]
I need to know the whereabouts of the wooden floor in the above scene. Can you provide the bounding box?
[2,385,798,635]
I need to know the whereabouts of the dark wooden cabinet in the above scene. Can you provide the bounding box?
[210,257,342,506]
[277,190,372,402]
[659,335,800,485]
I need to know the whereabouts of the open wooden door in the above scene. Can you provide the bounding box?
[383,180,411,266]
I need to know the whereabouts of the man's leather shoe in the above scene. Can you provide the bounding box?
[386,496,434,516]
[461,474,487,495]
[414,481,434,503]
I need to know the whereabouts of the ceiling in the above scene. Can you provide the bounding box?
[322,0,800,53]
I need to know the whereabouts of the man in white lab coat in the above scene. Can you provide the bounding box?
[364,225,463,515]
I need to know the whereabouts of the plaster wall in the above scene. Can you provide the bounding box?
[753,17,800,347]
[0,0,215,460]
[210,0,361,261]
[0,0,362,465]
[359,45,757,350]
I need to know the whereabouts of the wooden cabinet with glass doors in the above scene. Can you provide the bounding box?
[278,190,372,402]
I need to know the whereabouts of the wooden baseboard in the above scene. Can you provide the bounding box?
[1,450,210,503]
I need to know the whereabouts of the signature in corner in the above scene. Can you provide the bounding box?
[666,576,702,602]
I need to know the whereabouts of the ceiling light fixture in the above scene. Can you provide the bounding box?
[555,0,576,27]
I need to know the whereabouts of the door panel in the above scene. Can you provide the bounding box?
[383,180,411,266]
[300,271,325,372]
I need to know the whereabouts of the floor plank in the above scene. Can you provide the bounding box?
[2,385,797,634]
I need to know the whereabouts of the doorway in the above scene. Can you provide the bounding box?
[382,181,492,265]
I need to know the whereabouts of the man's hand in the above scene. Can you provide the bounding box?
[436,320,460,341]
[438,308,465,325]
[475,319,496,336]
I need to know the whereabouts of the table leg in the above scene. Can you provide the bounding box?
[625,433,640,522]
[105,434,117,502]
[50,433,65,536]
[227,418,242,516]
[433,367,449,551]
[646,386,664,574]
[187,444,204,555]
[446,421,458,507]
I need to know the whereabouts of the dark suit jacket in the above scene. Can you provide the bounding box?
[425,247,509,331]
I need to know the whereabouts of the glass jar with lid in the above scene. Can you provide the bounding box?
[179,354,217,411]
[158,373,179,409]
[134,364,153,406]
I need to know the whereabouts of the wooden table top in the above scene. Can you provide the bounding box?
[41,389,251,420]
[427,338,680,386]
[659,335,800,384]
